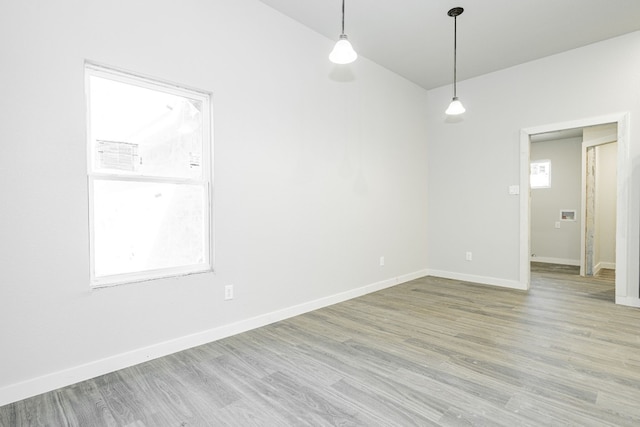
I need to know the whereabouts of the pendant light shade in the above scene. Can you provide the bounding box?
[446,97,465,115]
[330,0,357,64]
[330,35,357,64]
[446,7,465,115]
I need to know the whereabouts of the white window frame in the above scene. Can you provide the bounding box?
[530,159,551,189]
[85,62,213,288]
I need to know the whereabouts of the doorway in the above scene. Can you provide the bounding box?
[519,113,631,305]
[528,126,617,283]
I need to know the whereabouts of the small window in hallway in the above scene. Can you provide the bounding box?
[530,160,551,189]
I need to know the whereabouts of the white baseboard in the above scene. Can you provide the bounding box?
[616,296,640,308]
[0,269,429,407]
[530,257,580,266]
[595,262,616,270]
[426,269,527,291]
[593,261,615,278]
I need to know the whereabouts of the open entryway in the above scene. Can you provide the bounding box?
[518,114,631,306]
[527,125,617,281]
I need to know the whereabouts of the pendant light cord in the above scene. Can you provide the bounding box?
[341,0,346,35]
[453,15,458,98]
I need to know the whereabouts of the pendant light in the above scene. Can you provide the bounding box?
[445,7,465,115]
[329,0,357,64]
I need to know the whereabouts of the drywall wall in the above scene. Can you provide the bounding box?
[426,31,640,297]
[0,0,429,404]
[530,137,583,265]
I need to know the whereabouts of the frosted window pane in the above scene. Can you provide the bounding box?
[93,180,206,277]
[89,76,203,179]
[530,160,551,188]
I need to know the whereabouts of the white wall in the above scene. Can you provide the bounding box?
[426,31,640,295]
[530,137,583,265]
[0,0,429,404]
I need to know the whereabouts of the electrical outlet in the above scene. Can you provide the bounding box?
[380,256,385,266]
[466,252,472,261]
[224,285,234,300]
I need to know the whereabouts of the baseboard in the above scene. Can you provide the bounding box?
[426,269,527,291]
[595,262,616,271]
[0,269,429,407]
[530,257,580,266]
[616,296,640,308]
[593,261,615,278]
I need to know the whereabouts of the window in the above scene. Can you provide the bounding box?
[530,160,551,189]
[86,63,212,287]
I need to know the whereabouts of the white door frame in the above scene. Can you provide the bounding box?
[519,113,630,304]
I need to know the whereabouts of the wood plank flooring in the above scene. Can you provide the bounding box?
[2,263,640,426]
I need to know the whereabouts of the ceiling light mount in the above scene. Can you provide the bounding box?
[446,6,466,115]
[447,7,464,18]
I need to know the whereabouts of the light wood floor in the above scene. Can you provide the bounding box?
[2,263,640,426]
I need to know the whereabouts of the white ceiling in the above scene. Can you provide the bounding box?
[258,0,640,90]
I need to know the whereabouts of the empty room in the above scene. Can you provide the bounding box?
[2,0,640,425]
